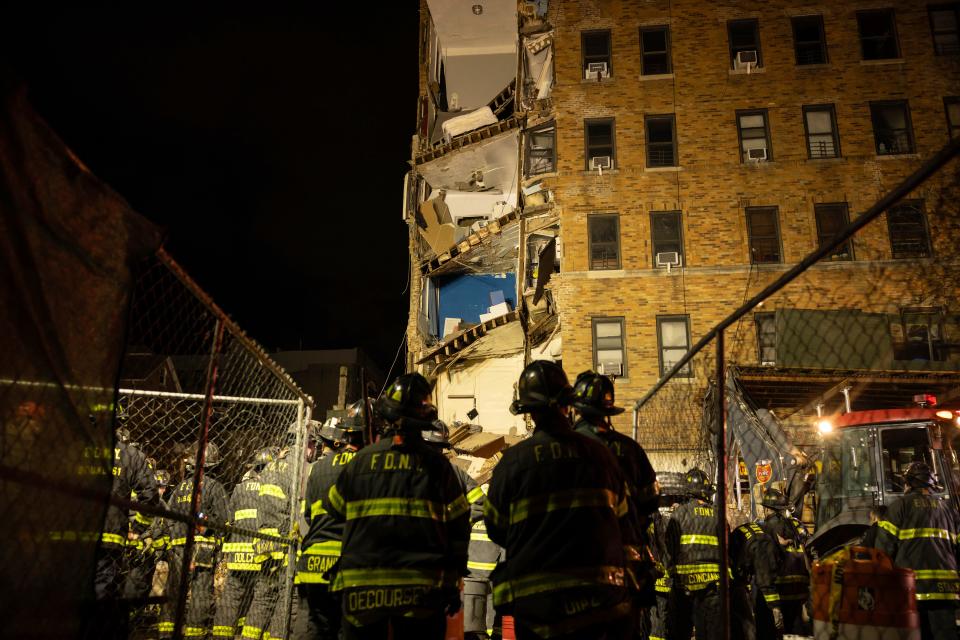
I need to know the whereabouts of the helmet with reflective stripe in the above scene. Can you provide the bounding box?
[250,447,276,472]
[375,373,437,431]
[319,418,364,447]
[510,360,574,415]
[572,371,624,418]
[684,467,714,501]
[154,469,172,487]
[904,460,938,489]
[761,487,789,512]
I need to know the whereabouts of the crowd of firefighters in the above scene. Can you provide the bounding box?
[96,360,960,640]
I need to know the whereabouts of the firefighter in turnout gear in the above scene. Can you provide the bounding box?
[874,461,960,640]
[665,468,723,640]
[291,418,363,640]
[759,487,810,638]
[571,370,660,630]
[728,521,780,640]
[159,442,230,639]
[243,422,321,640]
[212,448,276,639]
[485,360,632,640]
[647,508,673,640]
[326,373,470,639]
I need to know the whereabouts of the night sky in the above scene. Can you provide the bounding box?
[1,5,419,369]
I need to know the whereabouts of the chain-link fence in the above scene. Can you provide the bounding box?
[635,138,960,638]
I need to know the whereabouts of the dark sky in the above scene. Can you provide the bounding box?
[1,5,418,369]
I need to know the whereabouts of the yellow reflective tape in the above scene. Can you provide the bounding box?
[101,533,126,545]
[914,569,960,580]
[467,486,485,504]
[258,527,281,537]
[310,500,326,519]
[134,512,152,526]
[471,531,492,543]
[346,497,445,521]
[673,563,719,574]
[158,622,175,632]
[260,483,287,500]
[468,560,498,572]
[448,495,470,520]
[900,528,954,541]
[223,542,255,553]
[764,593,781,602]
[212,627,234,637]
[916,592,960,601]
[234,509,257,521]
[226,562,261,571]
[241,626,262,639]
[877,520,899,537]
[332,567,455,589]
[328,485,346,514]
[184,627,206,637]
[305,540,342,555]
[492,566,625,606]
[509,488,619,525]
[680,534,719,546]
[484,500,504,527]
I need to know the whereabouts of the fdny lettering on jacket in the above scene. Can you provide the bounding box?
[332,451,356,467]
[367,451,422,472]
[533,442,581,462]
[694,507,714,517]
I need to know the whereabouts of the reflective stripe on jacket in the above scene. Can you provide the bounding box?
[666,499,721,591]
[297,447,357,584]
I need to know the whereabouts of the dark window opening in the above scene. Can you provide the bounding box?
[857,9,900,60]
[887,200,930,259]
[645,115,677,167]
[588,214,621,270]
[870,101,914,155]
[737,109,771,162]
[892,309,946,362]
[593,317,627,377]
[651,211,683,267]
[881,427,938,493]
[804,105,840,159]
[815,203,853,260]
[657,315,692,377]
[526,122,556,175]
[746,206,781,264]
[728,19,763,68]
[929,4,960,55]
[640,27,671,75]
[946,97,960,138]
[792,15,828,64]
[582,31,612,77]
[755,313,776,365]
[585,118,615,170]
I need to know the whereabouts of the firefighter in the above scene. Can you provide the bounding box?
[647,507,672,640]
[212,448,276,639]
[158,442,230,639]
[124,467,173,601]
[875,461,960,640]
[326,373,469,639]
[728,520,780,640]
[665,468,723,640]
[291,419,364,639]
[571,370,660,632]
[758,488,810,638]
[243,422,321,640]
[484,360,632,640]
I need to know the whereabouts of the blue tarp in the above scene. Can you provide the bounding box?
[435,273,516,331]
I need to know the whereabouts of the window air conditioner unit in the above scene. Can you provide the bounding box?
[598,361,623,377]
[655,251,682,268]
[590,155,613,171]
[747,147,768,162]
[584,62,610,80]
[735,50,758,70]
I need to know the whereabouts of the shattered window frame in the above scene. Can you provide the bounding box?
[640,26,672,75]
[650,210,684,267]
[803,104,840,159]
[792,14,828,65]
[929,4,960,55]
[728,18,763,68]
[656,315,692,377]
[588,213,621,270]
[745,206,782,264]
[592,316,628,378]
[887,200,931,259]
[754,312,777,365]
[814,202,853,261]
[582,30,613,77]
[645,114,678,168]
[857,9,900,60]
[584,117,616,170]
[870,100,914,155]
[526,121,557,175]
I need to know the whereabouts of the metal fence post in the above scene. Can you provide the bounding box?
[715,330,730,640]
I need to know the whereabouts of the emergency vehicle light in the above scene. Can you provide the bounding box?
[817,419,833,434]
[913,393,938,407]
[936,410,954,419]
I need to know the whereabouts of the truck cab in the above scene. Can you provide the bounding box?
[808,407,960,557]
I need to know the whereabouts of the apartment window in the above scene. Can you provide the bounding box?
[582,31,612,77]
[585,118,616,170]
[815,203,853,260]
[736,109,771,162]
[651,211,684,267]
[526,121,556,175]
[593,317,627,377]
[946,97,960,137]
[657,315,691,377]
[640,26,672,75]
[588,214,621,270]
[746,206,782,264]
[857,9,900,60]
[929,4,960,55]
[792,15,828,64]
[893,308,945,361]
[870,101,914,155]
[755,313,777,365]
[645,115,678,167]
[728,19,763,68]
[887,200,931,259]
[803,105,840,159]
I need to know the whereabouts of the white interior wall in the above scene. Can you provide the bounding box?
[444,52,517,110]
[436,354,526,435]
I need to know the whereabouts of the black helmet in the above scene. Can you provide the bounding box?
[115,427,131,444]
[572,371,624,418]
[375,373,437,430]
[319,418,365,447]
[250,447,276,472]
[761,487,789,512]
[684,467,714,501]
[904,461,938,489]
[423,420,451,448]
[184,441,221,469]
[154,469,171,487]
[510,360,574,415]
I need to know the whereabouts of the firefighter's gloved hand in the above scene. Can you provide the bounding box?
[442,587,461,616]
[771,606,784,631]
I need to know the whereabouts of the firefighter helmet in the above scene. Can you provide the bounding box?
[375,373,437,430]
[154,469,171,487]
[571,371,625,418]
[761,487,789,512]
[510,360,574,415]
[115,427,131,444]
[683,467,714,501]
[904,461,938,489]
[319,418,364,447]
[184,441,221,469]
[423,420,451,448]
[250,447,276,472]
